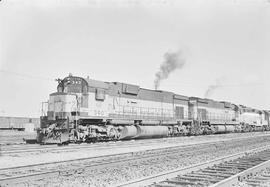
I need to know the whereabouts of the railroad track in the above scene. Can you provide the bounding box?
[0,138,175,155]
[2,132,270,156]
[0,137,256,186]
[0,141,139,155]
[117,146,270,187]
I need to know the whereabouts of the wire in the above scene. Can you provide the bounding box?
[163,82,265,87]
[0,69,266,87]
[0,69,55,81]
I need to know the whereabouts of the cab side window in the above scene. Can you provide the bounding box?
[95,88,105,101]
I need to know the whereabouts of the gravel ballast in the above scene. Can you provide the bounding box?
[14,135,270,187]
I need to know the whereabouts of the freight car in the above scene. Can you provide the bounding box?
[0,117,39,131]
[37,75,270,144]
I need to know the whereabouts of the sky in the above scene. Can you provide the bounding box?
[0,0,270,117]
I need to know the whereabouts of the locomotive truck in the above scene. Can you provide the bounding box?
[37,74,270,144]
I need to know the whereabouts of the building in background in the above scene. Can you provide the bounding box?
[0,117,39,131]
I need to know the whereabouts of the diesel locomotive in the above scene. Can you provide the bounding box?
[37,74,270,144]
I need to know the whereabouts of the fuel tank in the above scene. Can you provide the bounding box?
[214,125,226,133]
[225,125,235,132]
[135,125,168,139]
[119,126,137,139]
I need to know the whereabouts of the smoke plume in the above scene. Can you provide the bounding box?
[204,78,224,98]
[154,50,186,90]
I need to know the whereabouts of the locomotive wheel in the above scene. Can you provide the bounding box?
[107,127,120,140]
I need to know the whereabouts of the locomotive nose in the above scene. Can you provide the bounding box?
[47,93,77,120]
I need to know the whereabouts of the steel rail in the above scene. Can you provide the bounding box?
[2,132,270,156]
[1,138,182,155]
[210,158,270,187]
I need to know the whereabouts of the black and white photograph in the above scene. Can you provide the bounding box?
[1,0,270,186]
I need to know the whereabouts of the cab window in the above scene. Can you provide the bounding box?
[95,88,105,101]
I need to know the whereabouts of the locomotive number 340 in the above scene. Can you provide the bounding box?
[94,110,105,116]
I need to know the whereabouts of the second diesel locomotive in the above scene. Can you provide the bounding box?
[37,74,270,144]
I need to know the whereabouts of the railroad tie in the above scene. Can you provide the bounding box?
[153,183,179,187]
[163,179,203,186]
